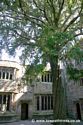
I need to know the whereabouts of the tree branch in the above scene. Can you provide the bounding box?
[43,5,51,24]
[58,0,64,22]
[61,7,80,29]
[33,0,44,12]
[7,26,37,42]
[74,32,83,37]
[18,0,45,26]
[33,0,55,26]
[64,15,80,31]
[64,6,83,31]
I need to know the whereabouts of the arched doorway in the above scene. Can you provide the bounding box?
[76,103,81,120]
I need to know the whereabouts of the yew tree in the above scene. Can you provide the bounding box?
[0,0,83,124]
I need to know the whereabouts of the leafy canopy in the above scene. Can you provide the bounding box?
[0,0,83,77]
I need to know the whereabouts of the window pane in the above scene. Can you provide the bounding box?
[41,96,44,110]
[80,78,83,86]
[45,96,47,110]
[0,95,2,104]
[48,73,49,82]
[48,96,50,110]
[3,95,6,104]
[3,72,5,79]
[37,96,39,110]
[0,72,1,79]
[42,75,43,82]
[50,74,53,82]
[10,74,12,80]
[6,72,9,79]
[7,95,10,111]
[51,96,53,110]
[45,75,46,82]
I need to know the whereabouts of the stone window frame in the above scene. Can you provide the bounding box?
[0,70,13,80]
[36,94,53,111]
[0,94,11,111]
[41,72,52,82]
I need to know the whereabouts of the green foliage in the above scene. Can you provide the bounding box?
[37,26,74,58]
[66,41,83,81]
[0,0,83,121]
[67,43,83,63]
[67,66,83,81]
[0,0,82,83]
[25,64,44,84]
[0,0,82,82]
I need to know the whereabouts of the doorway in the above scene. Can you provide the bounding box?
[76,103,81,120]
[21,103,28,120]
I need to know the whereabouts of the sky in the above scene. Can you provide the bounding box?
[1,49,21,63]
[1,35,83,64]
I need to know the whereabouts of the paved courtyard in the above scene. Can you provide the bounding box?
[72,121,83,125]
[0,120,83,125]
[0,120,52,125]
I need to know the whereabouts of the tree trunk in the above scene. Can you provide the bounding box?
[50,57,70,125]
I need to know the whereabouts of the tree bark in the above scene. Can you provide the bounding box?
[50,57,70,125]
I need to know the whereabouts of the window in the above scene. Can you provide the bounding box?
[45,75,47,82]
[41,96,44,110]
[6,72,9,79]
[3,95,6,104]
[37,96,40,110]
[42,75,43,82]
[36,95,53,111]
[51,96,53,109]
[45,96,47,110]
[10,74,12,80]
[0,95,2,104]
[80,78,83,86]
[3,72,5,79]
[0,71,13,80]
[0,72,1,79]
[0,67,13,80]
[48,95,51,110]
[7,95,10,111]
[41,72,52,82]
[0,94,11,111]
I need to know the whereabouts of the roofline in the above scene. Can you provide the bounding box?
[0,60,20,64]
[0,60,22,69]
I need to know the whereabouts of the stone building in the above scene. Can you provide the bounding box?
[0,60,53,121]
[0,60,82,121]
[61,41,83,120]
[65,62,83,120]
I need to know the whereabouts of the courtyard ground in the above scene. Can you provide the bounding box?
[0,120,51,125]
[0,120,83,125]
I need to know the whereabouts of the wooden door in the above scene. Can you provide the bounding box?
[21,103,28,120]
